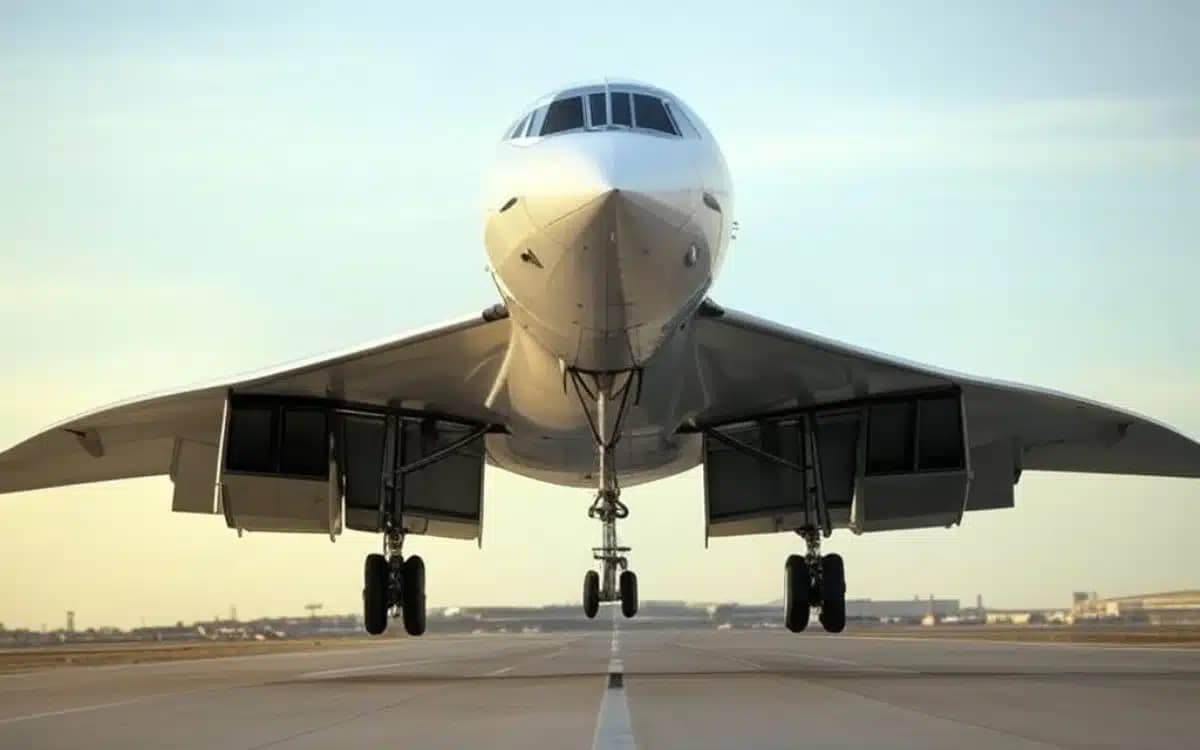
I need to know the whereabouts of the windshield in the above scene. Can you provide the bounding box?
[508,88,683,139]
[540,96,584,135]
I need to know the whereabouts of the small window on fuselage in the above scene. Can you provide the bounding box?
[540,97,584,135]
[633,93,677,135]
[588,92,608,127]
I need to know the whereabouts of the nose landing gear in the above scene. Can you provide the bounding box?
[585,487,638,618]
[570,369,641,620]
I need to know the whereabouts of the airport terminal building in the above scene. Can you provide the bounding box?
[1073,591,1200,624]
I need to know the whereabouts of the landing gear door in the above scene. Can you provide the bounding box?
[813,410,862,528]
[398,419,486,541]
[851,390,971,532]
[217,394,342,536]
[338,412,390,533]
[702,417,815,538]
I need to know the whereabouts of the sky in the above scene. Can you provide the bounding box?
[1,1,1198,630]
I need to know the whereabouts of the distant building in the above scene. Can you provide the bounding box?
[982,609,1068,625]
[1073,590,1200,624]
[846,596,959,623]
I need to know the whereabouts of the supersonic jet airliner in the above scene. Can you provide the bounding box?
[3,80,1199,637]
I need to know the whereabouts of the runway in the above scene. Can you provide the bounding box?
[2,624,1198,749]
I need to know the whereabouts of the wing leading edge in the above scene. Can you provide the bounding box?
[0,312,512,495]
[692,305,1200,479]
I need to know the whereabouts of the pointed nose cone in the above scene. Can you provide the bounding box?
[519,140,620,231]
[520,135,703,245]
[486,131,716,370]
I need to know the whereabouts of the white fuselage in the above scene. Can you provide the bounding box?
[480,81,733,487]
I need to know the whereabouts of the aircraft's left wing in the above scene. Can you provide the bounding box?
[0,310,512,496]
[689,303,1200,535]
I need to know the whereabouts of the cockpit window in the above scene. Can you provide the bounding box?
[505,88,691,140]
[632,94,677,135]
[588,92,607,127]
[663,101,699,139]
[540,97,584,135]
[610,92,632,127]
[507,114,530,140]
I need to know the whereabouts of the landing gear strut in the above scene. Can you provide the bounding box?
[570,369,641,620]
[588,486,637,618]
[362,527,426,636]
[785,525,845,633]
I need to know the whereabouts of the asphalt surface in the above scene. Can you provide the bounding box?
[1,623,1197,749]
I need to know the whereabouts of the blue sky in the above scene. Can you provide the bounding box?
[1,2,1197,628]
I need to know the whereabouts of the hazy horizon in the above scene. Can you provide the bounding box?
[2,2,1198,631]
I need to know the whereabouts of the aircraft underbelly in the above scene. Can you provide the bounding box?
[483,324,706,488]
[485,431,701,488]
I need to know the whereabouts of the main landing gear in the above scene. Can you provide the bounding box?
[570,369,640,620]
[363,527,426,636]
[704,420,847,635]
[785,525,845,633]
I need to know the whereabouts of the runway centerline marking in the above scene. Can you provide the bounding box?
[593,624,637,750]
[485,665,515,676]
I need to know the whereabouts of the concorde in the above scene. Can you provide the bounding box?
[3,80,1199,637]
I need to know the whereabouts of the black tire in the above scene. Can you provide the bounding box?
[363,553,389,636]
[583,570,600,619]
[401,555,426,636]
[619,570,639,618]
[785,554,811,633]
[819,553,847,634]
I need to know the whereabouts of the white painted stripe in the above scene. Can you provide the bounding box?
[765,649,915,673]
[300,658,438,679]
[592,626,637,750]
[592,679,636,750]
[0,683,241,726]
[486,665,514,676]
[672,641,912,674]
[835,635,1200,653]
[0,633,503,679]
[782,652,860,666]
[0,641,439,680]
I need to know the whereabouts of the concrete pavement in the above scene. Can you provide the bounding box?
[1,623,1197,749]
